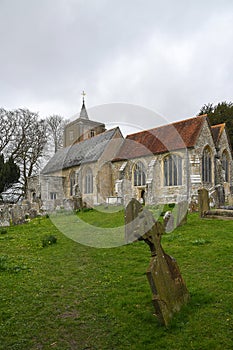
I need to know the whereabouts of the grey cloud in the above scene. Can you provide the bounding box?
[0,0,233,123]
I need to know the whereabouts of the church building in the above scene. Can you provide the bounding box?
[28,97,233,210]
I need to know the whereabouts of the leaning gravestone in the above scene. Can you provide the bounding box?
[177,201,188,227]
[125,199,189,326]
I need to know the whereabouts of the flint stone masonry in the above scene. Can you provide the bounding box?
[125,198,189,326]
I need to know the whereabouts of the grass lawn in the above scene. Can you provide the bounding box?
[0,210,232,350]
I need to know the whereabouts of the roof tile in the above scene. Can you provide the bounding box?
[42,127,120,174]
[115,115,207,160]
[211,123,225,145]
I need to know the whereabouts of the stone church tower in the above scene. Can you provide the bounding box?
[63,94,106,147]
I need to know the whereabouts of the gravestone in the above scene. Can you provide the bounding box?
[125,199,189,326]
[11,205,25,225]
[198,188,210,217]
[177,201,188,227]
[215,185,225,207]
[0,206,10,227]
[0,220,10,227]
[163,211,174,233]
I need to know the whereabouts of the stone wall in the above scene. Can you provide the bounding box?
[218,128,233,191]
[0,200,40,227]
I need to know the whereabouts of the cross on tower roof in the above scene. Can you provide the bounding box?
[81,90,86,102]
[79,90,89,120]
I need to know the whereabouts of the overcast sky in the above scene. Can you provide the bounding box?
[0,0,233,132]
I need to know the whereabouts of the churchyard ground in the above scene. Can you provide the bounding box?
[0,209,232,350]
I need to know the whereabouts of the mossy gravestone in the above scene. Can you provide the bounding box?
[125,199,189,326]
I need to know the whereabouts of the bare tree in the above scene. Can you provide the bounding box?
[15,109,47,196]
[0,108,68,199]
[1,108,47,198]
[46,114,68,153]
[0,108,18,153]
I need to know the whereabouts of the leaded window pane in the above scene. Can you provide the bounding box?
[202,147,212,183]
[164,154,182,186]
[70,172,75,196]
[133,162,146,186]
[85,168,93,194]
[222,151,229,182]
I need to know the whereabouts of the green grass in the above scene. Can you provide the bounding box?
[0,211,232,350]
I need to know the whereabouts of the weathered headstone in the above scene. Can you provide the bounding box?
[125,199,189,326]
[163,211,175,233]
[73,196,83,210]
[0,219,10,227]
[189,199,199,213]
[11,205,25,225]
[198,188,210,217]
[177,201,188,227]
[215,185,225,207]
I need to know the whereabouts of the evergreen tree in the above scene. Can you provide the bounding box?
[0,154,20,194]
[198,101,233,149]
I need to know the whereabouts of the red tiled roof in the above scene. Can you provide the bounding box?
[211,123,225,145]
[114,115,207,160]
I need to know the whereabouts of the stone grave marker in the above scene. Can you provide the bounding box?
[198,188,210,217]
[163,211,175,233]
[215,185,225,207]
[125,198,189,326]
[177,201,188,227]
[0,206,10,227]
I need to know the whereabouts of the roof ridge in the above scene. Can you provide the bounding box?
[126,114,206,138]
[211,123,226,144]
[116,114,208,160]
[211,123,225,129]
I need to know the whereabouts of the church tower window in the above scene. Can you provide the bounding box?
[90,130,95,138]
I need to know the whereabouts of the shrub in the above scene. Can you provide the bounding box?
[168,203,175,208]
[0,228,7,235]
[42,235,57,247]
[82,207,93,212]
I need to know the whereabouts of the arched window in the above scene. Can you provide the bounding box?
[133,161,146,186]
[164,154,182,186]
[202,146,212,183]
[70,171,75,196]
[84,168,93,194]
[222,150,229,182]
